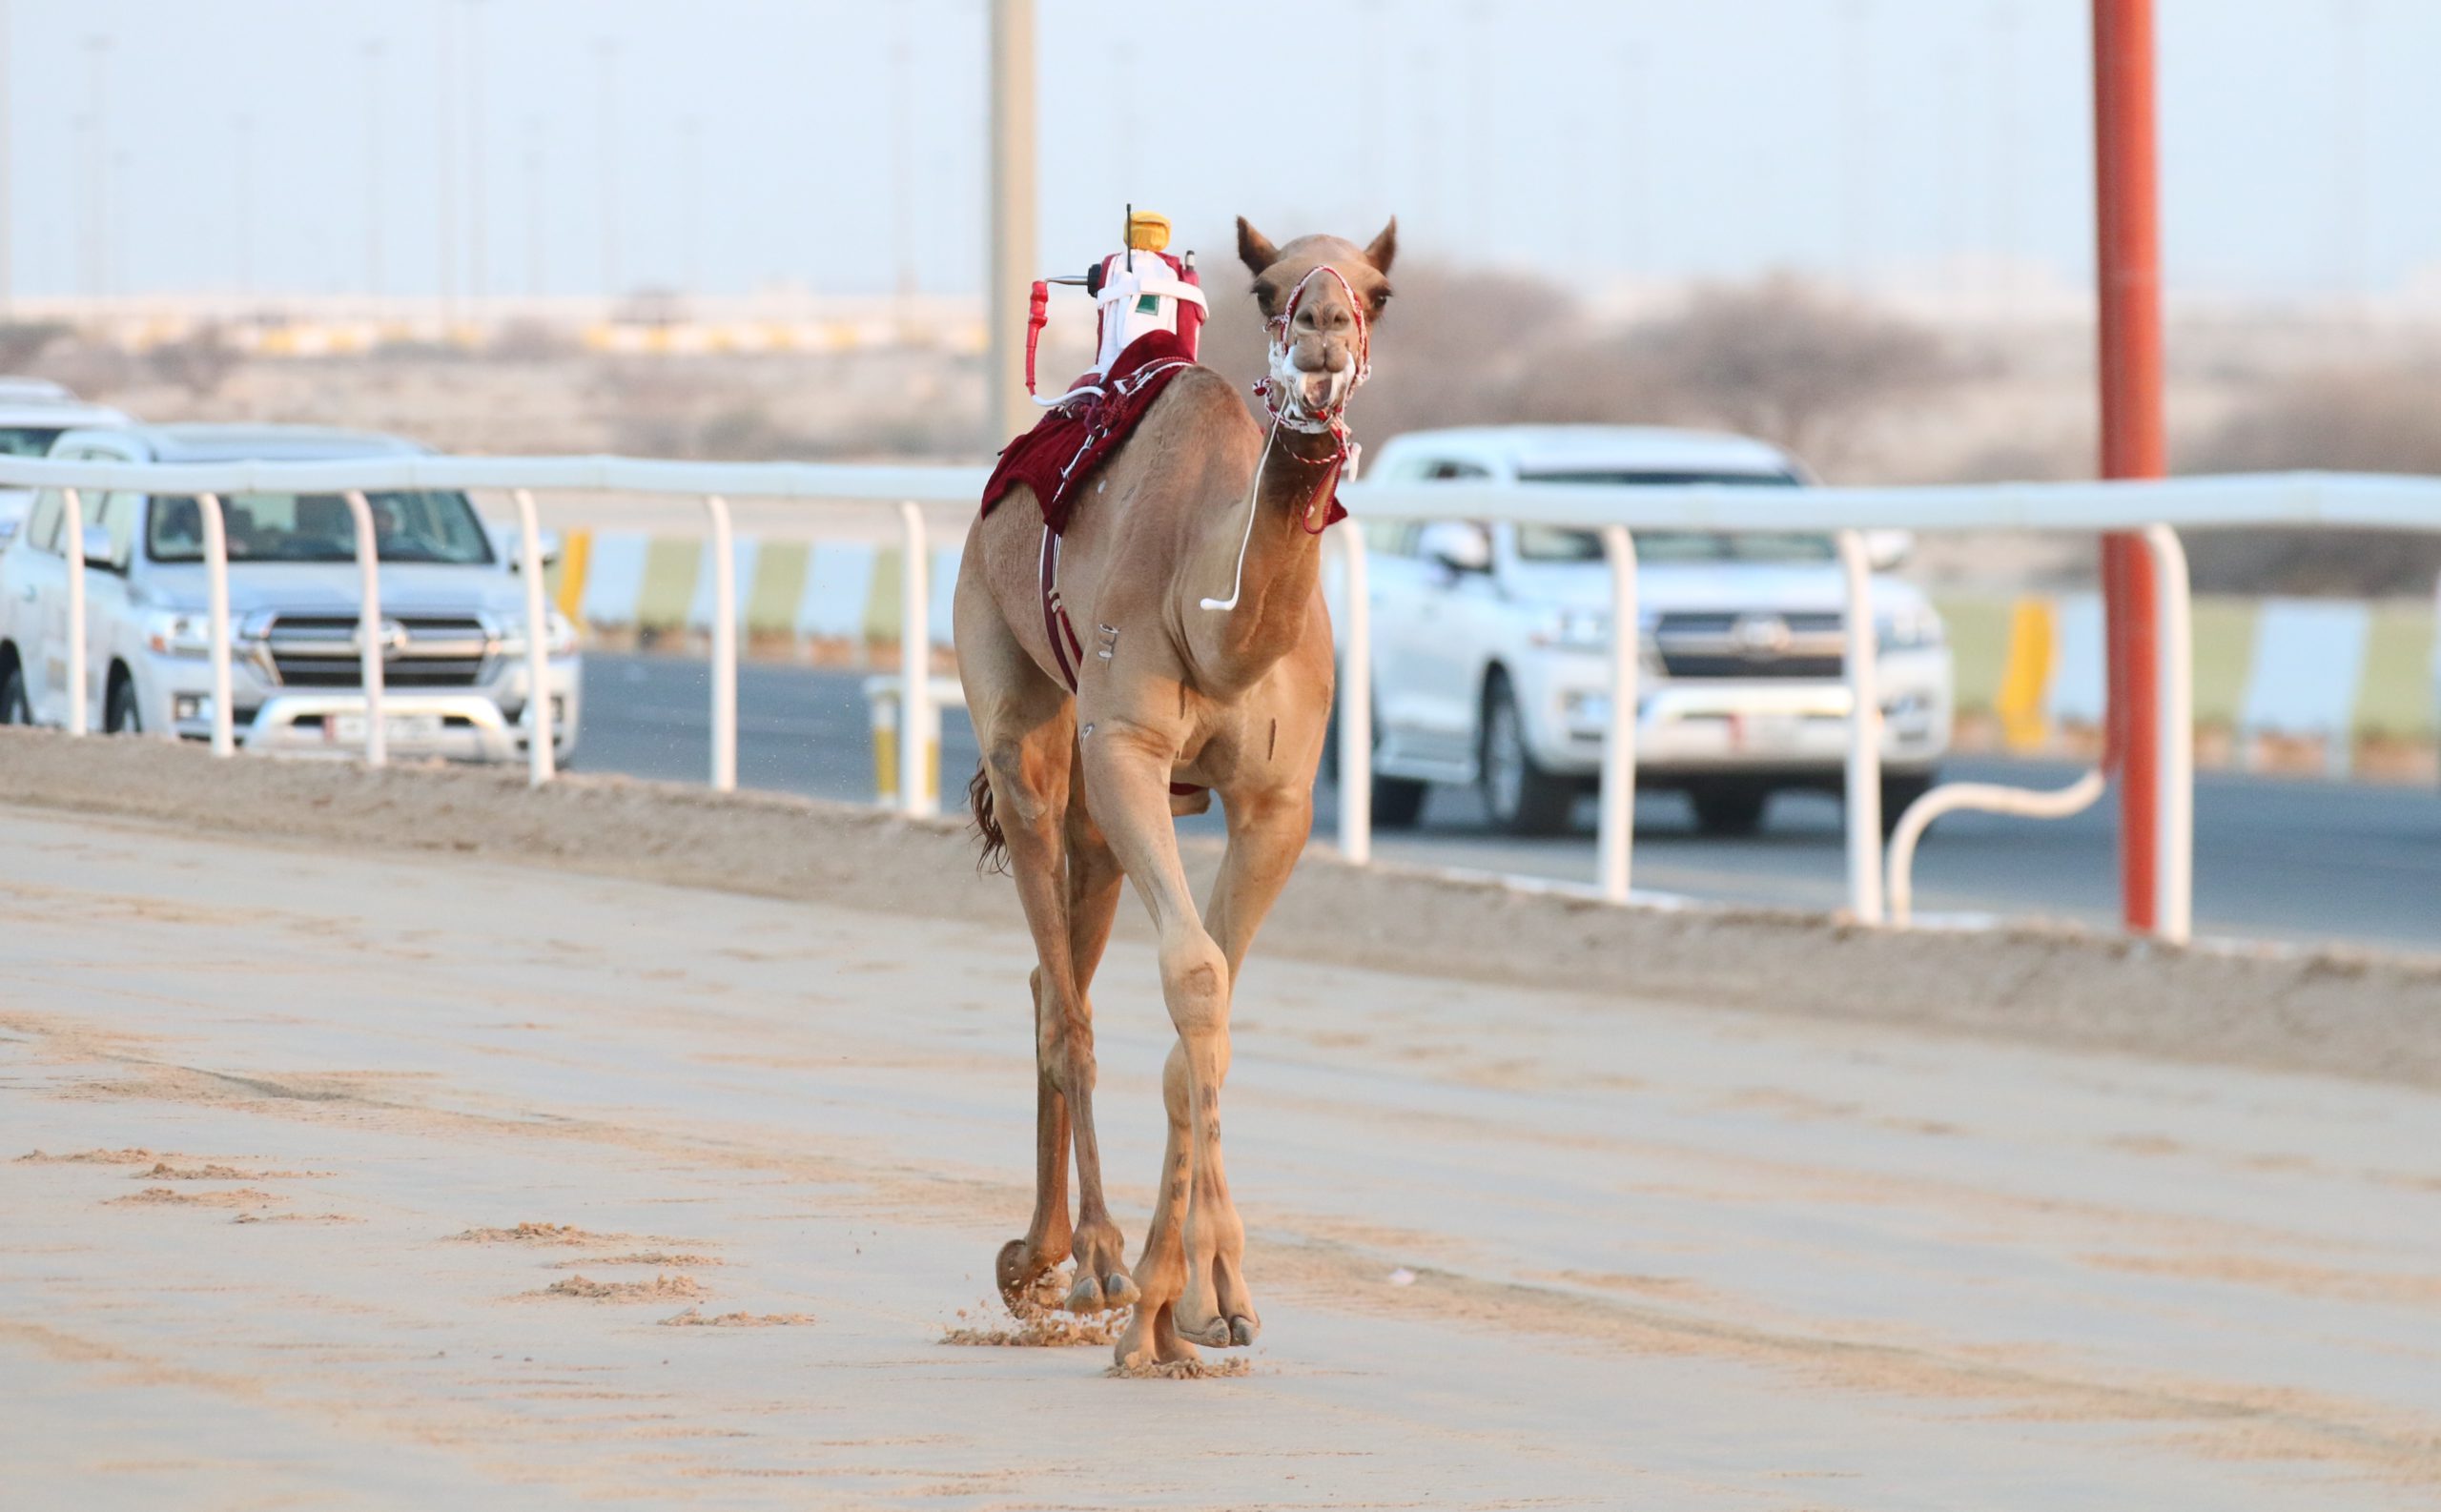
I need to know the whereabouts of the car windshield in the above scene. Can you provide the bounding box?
[1512,470,1829,563]
[0,426,67,459]
[145,490,496,565]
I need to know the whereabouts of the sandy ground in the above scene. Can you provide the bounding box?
[3,746,2440,1506]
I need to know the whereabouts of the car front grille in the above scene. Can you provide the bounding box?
[262,613,490,689]
[1654,610,1846,680]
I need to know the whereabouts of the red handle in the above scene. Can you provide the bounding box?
[1024,279,1050,396]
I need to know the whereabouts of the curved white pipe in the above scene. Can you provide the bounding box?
[1336,527,1371,864]
[896,501,932,817]
[1597,525,1637,903]
[1836,530,1883,923]
[1886,767,2107,926]
[513,488,555,787]
[342,490,385,766]
[2145,523,2193,944]
[62,487,86,736]
[197,492,234,756]
[706,493,736,792]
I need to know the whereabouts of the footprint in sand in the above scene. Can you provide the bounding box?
[108,1186,281,1209]
[525,1273,707,1302]
[660,1307,814,1327]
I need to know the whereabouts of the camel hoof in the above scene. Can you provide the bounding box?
[1101,1273,1141,1309]
[1062,1274,1105,1314]
[1177,1314,1233,1349]
[997,1238,1064,1312]
[1228,1314,1258,1348]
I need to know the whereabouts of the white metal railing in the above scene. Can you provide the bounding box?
[7,455,2436,942]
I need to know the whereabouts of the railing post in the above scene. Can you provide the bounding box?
[342,490,387,766]
[897,501,934,818]
[705,493,736,791]
[2145,523,2192,944]
[62,486,87,736]
[1336,527,1371,864]
[197,493,234,756]
[1837,529,1885,924]
[1597,524,1637,903]
[514,487,556,786]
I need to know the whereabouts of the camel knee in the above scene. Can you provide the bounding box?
[1035,984,1097,1094]
[1158,931,1229,1043]
[984,744,1063,836]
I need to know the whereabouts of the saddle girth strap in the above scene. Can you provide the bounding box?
[1038,525,1085,693]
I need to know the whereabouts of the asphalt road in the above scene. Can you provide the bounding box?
[577,652,2441,955]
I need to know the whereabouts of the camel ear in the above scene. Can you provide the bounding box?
[1237,216,1282,276]
[1364,217,1399,275]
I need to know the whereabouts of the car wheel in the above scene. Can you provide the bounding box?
[1689,785,1769,837]
[1,664,27,725]
[1479,673,1576,836]
[1372,774,1427,829]
[1879,772,1935,837]
[105,677,141,735]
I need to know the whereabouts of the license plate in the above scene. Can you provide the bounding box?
[328,713,444,746]
[1744,713,1805,751]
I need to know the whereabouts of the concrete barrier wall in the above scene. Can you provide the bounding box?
[546,530,2439,758]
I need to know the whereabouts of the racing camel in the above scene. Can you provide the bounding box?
[954,216,1394,1368]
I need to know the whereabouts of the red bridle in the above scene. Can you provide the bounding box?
[1250,262,1371,534]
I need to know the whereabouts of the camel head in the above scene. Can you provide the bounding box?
[1236,216,1397,429]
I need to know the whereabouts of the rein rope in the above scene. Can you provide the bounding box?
[1201,264,1370,613]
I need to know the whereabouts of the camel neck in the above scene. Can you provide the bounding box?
[1180,420,1344,694]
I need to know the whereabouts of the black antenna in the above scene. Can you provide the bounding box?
[1125,202,1134,272]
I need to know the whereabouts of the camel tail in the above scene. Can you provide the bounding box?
[967,761,1010,875]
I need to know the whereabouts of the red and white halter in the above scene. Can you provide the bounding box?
[1201,264,1372,612]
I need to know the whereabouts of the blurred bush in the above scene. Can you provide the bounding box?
[2183,368,2441,596]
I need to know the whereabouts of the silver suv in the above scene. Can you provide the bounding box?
[0,424,581,762]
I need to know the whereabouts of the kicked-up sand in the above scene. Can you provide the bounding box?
[2,762,2439,1505]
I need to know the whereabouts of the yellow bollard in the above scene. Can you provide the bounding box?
[865,680,940,805]
[1994,597,2057,751]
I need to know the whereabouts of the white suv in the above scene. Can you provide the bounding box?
[1352,426,1952,835]
[0,423,582,763]
[0,378,133,543]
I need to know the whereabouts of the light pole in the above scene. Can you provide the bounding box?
[986,0,1036,449]
[465,0,486,306]
[892,35,915,300]
[437,5,457,321]
[0,0,13,316]
[681,113,704,296]
[364,39,385,299]
[524,114,544,299]
[594,37,620,298]
[83,34,108,300]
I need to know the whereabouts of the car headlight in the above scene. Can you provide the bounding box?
[145,610,215,657]
[1877,603,1944,652]
[1530,607,1610,651]
[501,610,581,658]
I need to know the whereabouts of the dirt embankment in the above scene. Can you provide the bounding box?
[7,727,2437,1090]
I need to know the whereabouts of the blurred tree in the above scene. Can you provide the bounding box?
[2183,368,2441,595]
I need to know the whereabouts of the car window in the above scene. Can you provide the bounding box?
[147,489,497,565]
[23,490,62,556]
[0,426,68,459]
[94,492,139,568]
[1513,471,1820,563]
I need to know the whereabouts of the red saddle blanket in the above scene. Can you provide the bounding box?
[981,330,1200,534]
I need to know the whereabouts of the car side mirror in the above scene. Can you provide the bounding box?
[79,523,122,571]
[1864,529,1913,571]
[1417,521,1492,576]
[505,527,563,571]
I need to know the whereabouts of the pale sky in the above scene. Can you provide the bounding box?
[3,0,2431,302]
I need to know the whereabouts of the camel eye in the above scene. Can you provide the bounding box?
[1369,287,1393,315]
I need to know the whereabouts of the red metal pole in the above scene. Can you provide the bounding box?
[2092,0,2165,933]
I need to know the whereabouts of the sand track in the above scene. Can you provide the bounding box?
[2,735,2439,1506]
